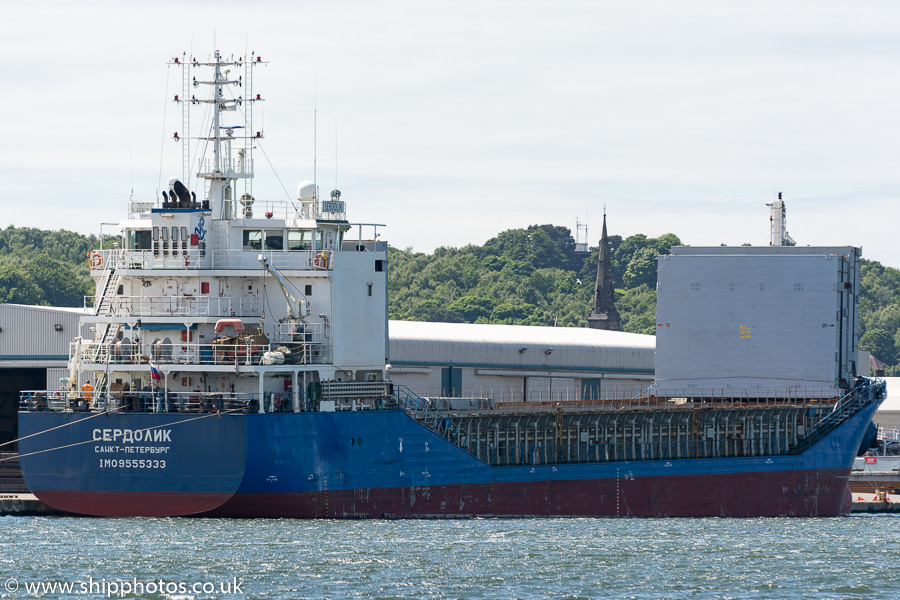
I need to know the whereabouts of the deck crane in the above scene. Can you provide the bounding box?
[258,254,310,320]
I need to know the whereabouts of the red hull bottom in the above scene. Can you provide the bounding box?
[35,490,234,517]
[206,469,853,518]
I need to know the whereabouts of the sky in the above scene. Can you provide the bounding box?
[2,0,899,267]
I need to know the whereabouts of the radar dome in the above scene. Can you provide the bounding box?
[297,181,317,201]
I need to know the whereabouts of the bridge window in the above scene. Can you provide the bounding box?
[265,230,284,250]
[243,230,262,251]
[288,230,313,250]
[129,230,152,250]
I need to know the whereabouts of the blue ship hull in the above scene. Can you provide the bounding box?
[18,397,880,518]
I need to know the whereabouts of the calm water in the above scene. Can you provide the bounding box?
[1,515,899,599]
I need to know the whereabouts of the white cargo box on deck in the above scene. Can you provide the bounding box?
[653,246,860,399]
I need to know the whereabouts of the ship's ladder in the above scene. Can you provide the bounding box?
[94,267,122,318]
[86,255,123,410]
[90,262,123,364]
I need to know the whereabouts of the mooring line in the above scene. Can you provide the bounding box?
[0,408,124,450]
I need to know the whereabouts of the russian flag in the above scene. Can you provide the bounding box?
[150,363,161,381]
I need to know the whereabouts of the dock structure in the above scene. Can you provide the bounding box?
[0,452,62,515]
[0,493,62,516]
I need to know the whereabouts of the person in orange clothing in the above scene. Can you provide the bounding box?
[79,381,94,411]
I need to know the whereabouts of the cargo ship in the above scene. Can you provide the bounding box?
[15,52,885,518]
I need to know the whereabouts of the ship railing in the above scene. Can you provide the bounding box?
[18,390,265,414]
[394,384,466,439]
[94,247,208,271]
[789,377,886,454]
[71,340,333,367]
[129,200,154,217]
[18,390,71,413]
[313,381,396,411]
[198,157,254,178]
[272,322,325,346]
[878,427,900,442]
[211,249,334,271]
[400,384,842,414]
[94,248,334,271]
[403,384,651,407]
[206,193,353,221]
[647,385,841,403]
[341,224,387,252]
[83,294,263,318]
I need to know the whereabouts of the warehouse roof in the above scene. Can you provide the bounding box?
[388,320,655,374]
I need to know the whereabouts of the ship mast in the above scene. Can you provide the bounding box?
[172,51,265,220]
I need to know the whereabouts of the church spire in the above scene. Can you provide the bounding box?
[587,209,620,331]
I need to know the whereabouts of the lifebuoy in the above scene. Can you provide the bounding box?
[314,253,327,268]
[89,253,102,268]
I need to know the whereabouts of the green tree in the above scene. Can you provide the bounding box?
[0,264,42,305]
[860,328,897,364]
[24,254,89,307]
[622,247,658,289]
[490,302,542,325]
[447,296,497,322]
[617,284,658,334]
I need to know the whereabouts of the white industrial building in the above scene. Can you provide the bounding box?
[0,304,90,447]
[388,320,655,403]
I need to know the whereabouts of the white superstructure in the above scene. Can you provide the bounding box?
[72,52,388,412]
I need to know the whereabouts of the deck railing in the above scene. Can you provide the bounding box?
[19,390,292,414]
[83,294,262,318]
[71,340,332,367]
[400,382,844,407]
[92,248,334,272]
